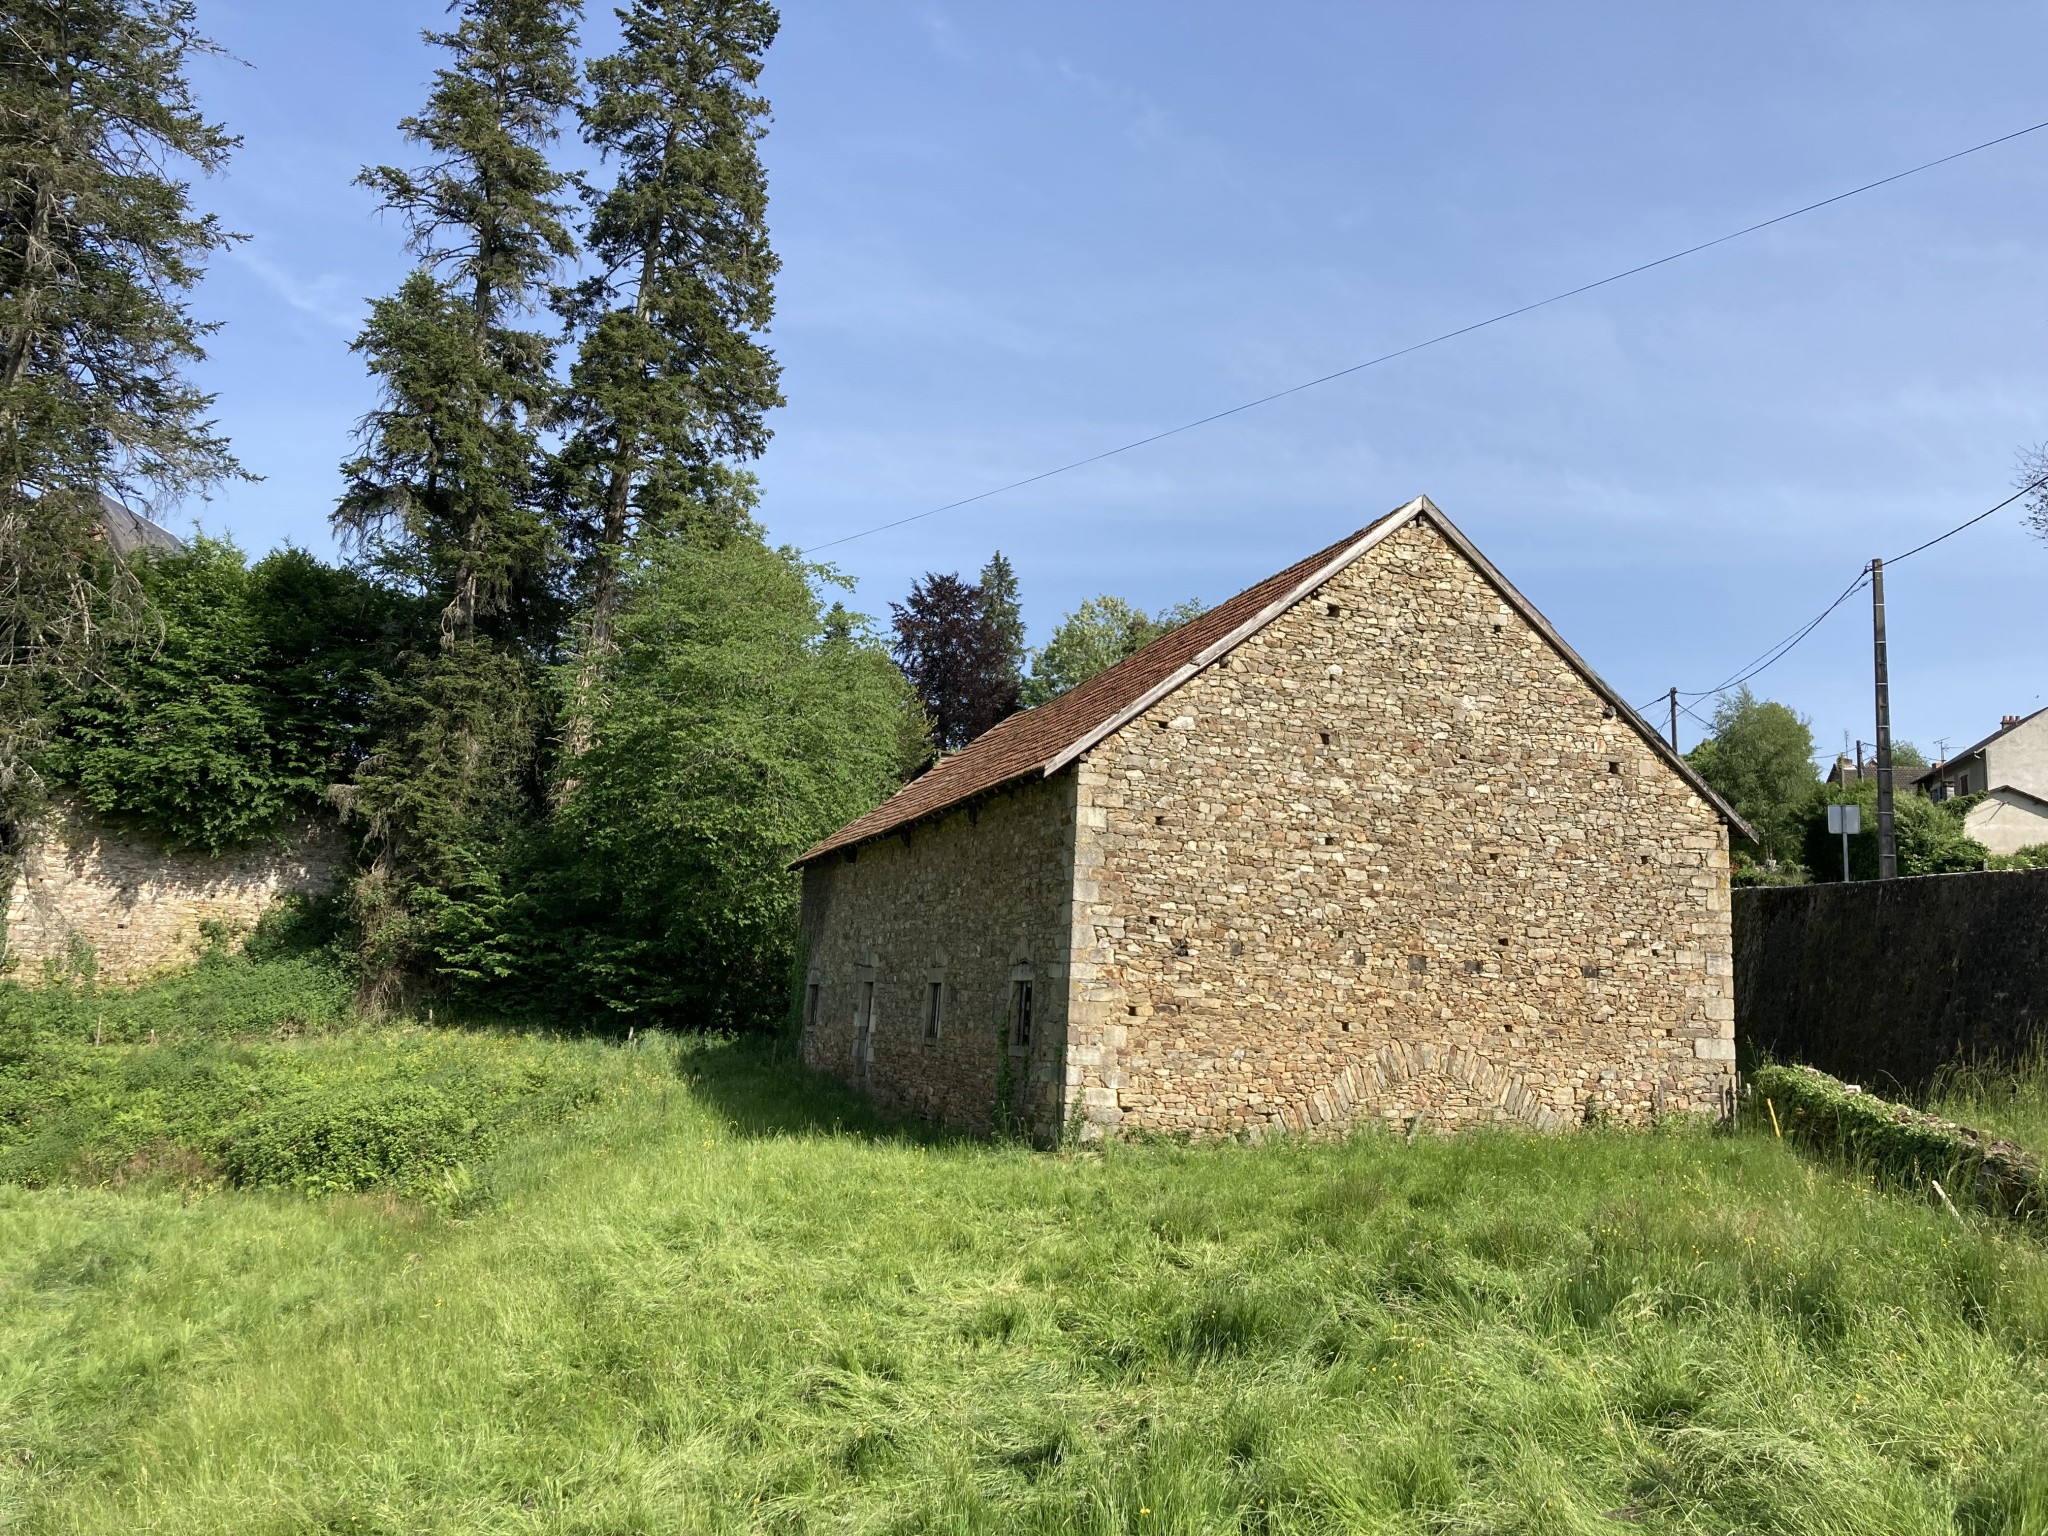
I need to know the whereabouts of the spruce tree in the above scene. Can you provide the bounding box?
[977,551,1025,696]
[333,0,582,1004]
[558,0,783,659]
[0,0,243,879]
[338,0,582,643]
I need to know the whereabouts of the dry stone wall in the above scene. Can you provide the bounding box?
[797,772,1078,1140]
[4,796,345,984]
[1066,517,1734,1141]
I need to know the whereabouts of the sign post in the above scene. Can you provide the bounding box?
[1827,801,1861,882]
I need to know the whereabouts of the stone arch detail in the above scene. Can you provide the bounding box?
[1264,1038,1569,1139]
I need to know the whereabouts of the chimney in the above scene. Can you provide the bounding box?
[2002,715,2021,732]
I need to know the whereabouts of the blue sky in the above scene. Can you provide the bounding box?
[179,2,2048,765]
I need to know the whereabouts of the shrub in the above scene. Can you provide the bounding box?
[218,1081,489,1199]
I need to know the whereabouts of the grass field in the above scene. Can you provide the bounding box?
[4,966,2048,1533]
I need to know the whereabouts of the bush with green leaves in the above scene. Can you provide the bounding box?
[46,537,417,853]
[1990,841,2048,871]
[527,530,926,1028]
[0,935,602,1198]
[1799,778,1988,880]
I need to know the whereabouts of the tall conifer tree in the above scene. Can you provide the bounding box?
[977,551,1025,695]
[558,0,782,660]
[338,0,582,644]
[333,0,582,1003]
[0,0,242,879]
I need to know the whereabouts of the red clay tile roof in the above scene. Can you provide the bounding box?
[795,497,1749,864]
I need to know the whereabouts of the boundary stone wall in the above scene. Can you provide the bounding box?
[1735,868,2048,1092]
[3,795,344,985]
[1067,517,1736,1140]
[797,771,1078,1140]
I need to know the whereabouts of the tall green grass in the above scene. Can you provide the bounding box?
[0,936,605,1199]
[1932,1054,2048,1153]
[3,1030,2047,1534]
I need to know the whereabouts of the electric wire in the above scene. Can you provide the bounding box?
[1661,474,2048,711]
[800,117,2048,555]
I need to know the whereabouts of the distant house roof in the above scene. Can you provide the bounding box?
[796,496,1753,866]
[1910,706,2048,788]
[95,492,186,557]
[1985,784,2048,812]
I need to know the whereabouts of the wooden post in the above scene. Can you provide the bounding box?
[1668,687,1679,750]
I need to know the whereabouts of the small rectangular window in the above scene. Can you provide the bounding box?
[1010,980,1034,1050]
[804,982,820,1031]
[924,980,944,1043]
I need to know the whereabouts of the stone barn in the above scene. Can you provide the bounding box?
[794,496,1751,1143]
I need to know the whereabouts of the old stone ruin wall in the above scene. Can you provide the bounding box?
[3,795,345,985]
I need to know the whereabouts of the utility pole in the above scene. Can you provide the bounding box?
[1871,558,1897,880]
[1668,687,1679,750]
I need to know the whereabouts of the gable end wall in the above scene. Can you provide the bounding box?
[1066,516,1734,1140]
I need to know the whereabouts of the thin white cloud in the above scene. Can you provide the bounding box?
[230,246,362,332]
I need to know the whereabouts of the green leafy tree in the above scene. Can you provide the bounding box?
[334,0,583,1004]
[0,0,244,882]
[47,539,414,853]
[1800,779,1988,881]
[557,0,782,668]
[1683,688,1818,866]
[540,531,926,1026]
[1021,595,1205,707]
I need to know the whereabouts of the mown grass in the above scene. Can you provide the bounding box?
[3,1006,2047,1536]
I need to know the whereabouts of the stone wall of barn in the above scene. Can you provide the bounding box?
[797,771,1078,1140]
[4,795,345,985]
[1064,516,1735,1141]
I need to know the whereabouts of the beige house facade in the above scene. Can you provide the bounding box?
[795,498,1749,1143]
[1916,708,2048,856]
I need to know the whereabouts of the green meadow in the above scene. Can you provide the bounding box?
[3,955,2047,1534]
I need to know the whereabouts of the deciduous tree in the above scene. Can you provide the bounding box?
[541,530,925,1026]
[1021,595,1204,707]
[890,571,1018,752]
[1684,687,1818,867]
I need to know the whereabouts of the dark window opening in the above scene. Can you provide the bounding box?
[1319,731,1332,746]
[1463,959,1483,974]
[804,982,820,1031]
[1010,980,1034,1050]
[924,981,944,1042]
[1608,760,1622,775]
[1325,603,1341,617]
